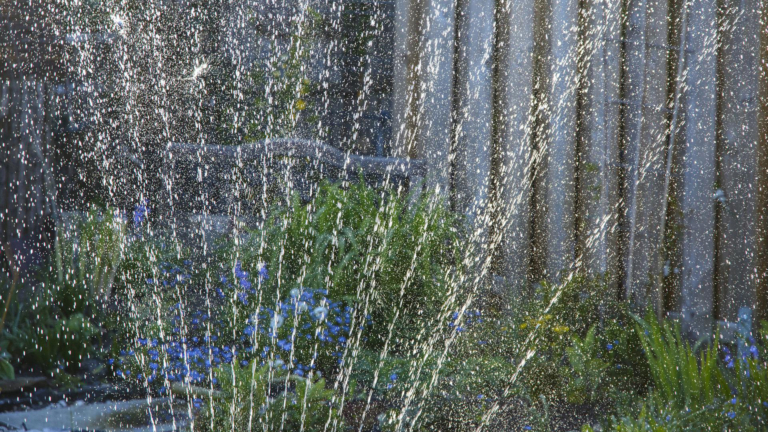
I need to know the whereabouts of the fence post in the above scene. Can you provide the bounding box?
[539,0,578,281]
[623,0,671,311]
[680,0,718,341]
[579,0,621,293]
[417,0,457,196]
[392,0,422,158]
[496,0,535,294]
[454,0,495,273]
[760,0,768,323]
[717,0,761,324]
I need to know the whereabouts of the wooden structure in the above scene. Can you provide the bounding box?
[389,0,768,338]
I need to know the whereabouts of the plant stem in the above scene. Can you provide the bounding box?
[0,243,20,339]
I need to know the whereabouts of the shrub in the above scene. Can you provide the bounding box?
[194,363,343,431]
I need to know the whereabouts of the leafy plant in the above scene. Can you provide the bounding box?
[221,180,460,357]
[194,362,343,431]
[632,313,729,411]
[564,326,609,404]
[0,356,14,380]
[6,313,98,374]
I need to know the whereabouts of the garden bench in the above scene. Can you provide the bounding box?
[157,139,428,241]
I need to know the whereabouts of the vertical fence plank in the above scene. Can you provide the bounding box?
[622,0,649,304]
[623,0,670,309]
[579,0,621,289]
[0,80,9,241]
[717,0,761,323]
[680,0,718,339]
[539,0,578,280]
[16,81,28,240]
[417,0,456,195]
[759,0,768,322]
[454,0,495,272]
[392,0,422,158]
[497,0,535,291]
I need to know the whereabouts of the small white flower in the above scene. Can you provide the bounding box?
[290,288,301,298]
[297,301,308,314]
[270,314,284,329]
[312,306,329,321]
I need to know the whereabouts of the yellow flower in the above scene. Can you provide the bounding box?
[553,325,570,334]
[295,99,307,111]
[519,322,527,330]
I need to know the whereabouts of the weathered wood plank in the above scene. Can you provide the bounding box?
[579,0,621,290]
[497,0,534,290]
[759,0,768,322]
[392,0,422,158]
[623,0,670,310]
[416,0,456,196]
[540,0,578,281]
[166,139,427,178]
[454,0,495,271]
[655,1,689,318]
[680,0,718,340]
[717,0,761,323]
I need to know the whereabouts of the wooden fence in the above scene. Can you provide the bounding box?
[390,0,767,338]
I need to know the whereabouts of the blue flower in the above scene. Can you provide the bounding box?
[390,373,397,382]
[237,292,249,305]
[235,261,247,278]
[240,278,252,290]
[606,343,613,351]
[133,200,149,227]
[727,411,736,419]
[725,354,734,369]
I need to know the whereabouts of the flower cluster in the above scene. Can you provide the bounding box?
[133,199,149,227]
[146,261,192,289]
[243,287,371,375]
[217,261,268,305]
[722,340,759,370]
[116,264,371,389]
[448,310,482,333]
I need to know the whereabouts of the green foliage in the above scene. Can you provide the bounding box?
[564,326,609,404]
[241,10,321,141]
[600,313,768,431]
[223,180,460,355]
[195,363,342,431]
[39,205,126,316]
[2,205,132,375]
[5,313,98,374]
[498,277,649,404]
[0,355,14,380]
[632,313,729,412]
